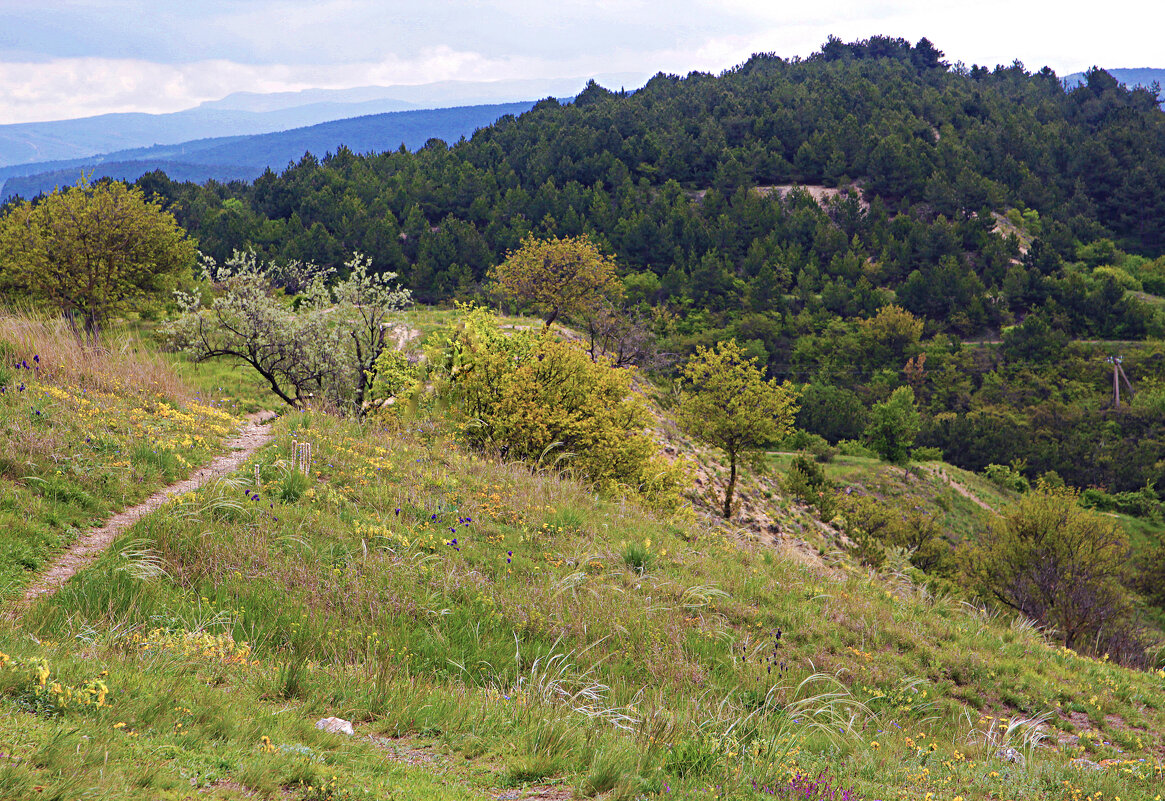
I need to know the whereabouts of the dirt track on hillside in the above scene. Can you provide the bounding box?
[13,411,276,611]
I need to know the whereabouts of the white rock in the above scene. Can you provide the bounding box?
[315,717,355,736]
[996,745,1024,764]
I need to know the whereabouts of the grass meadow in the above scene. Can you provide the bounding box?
[0,314,239,600]
[0,309,1162,800]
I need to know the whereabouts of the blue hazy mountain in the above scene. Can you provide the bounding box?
[0,74,647,168]
[0,102,538,201]
[1063,68,1165,92]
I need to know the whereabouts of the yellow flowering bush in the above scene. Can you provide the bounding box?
[435,306,690,508]
[0,651,109,715]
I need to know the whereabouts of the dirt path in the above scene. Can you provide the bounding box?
[15,410,277,609]
[922,464,996,513]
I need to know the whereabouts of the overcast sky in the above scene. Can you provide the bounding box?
[1,0,1161,124]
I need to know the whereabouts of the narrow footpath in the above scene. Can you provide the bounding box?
[14,410,276,610]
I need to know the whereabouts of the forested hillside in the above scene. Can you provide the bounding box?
[118,36,1165,495]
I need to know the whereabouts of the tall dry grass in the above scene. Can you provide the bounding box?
[0,309,190,401]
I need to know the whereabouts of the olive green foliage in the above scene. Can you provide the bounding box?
[857,304,923,368]
[837,493,948,573]
[678,340,798,517]
[436,306,687,507]
[488,234,622,328]
[864,386,921,464]
[0,178,196,338]
[367,349,422,415]
[961,485,1139,659]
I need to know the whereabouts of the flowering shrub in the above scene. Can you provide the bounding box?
[167,251,411,411]
[0,651,109,715]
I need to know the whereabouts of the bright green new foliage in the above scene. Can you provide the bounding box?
[0,178,196,339]
[489,234,622,329]
[865,385,921,464]
[678,339,798,518]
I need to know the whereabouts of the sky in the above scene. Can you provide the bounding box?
[0,0,1162,124]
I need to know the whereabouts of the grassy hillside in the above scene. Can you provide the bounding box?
[1,327,1162,800]
[0,315,240,600]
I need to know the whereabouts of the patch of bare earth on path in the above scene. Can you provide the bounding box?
[366,736,573,800]
[13,410,276,610]
[921,464,996,513]
[367,735,441,767]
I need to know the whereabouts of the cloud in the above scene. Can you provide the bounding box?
[1,0,1162,122]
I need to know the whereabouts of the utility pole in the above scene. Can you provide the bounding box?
[1106,355,1135,409]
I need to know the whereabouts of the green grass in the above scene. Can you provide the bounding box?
[0,344,239,600]
[2,409,1159,800]
[1,317,1163,800]
[767,452,1013,545]
[167,353,280,415]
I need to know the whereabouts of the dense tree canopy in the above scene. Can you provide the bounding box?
[111,36,1165,493]
[0,178,196,337]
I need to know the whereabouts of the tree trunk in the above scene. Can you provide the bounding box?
[84,312,100,345]
[723,449,737,518]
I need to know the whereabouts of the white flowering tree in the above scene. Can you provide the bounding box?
[166,250,411,411]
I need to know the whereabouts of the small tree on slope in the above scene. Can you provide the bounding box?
[489,233,622,329]
[166,251,410,410]
[678,339,799,518]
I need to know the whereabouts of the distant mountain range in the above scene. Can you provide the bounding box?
[1063,68,1165,95]
[0,102,540,201]
[0,74,646,168]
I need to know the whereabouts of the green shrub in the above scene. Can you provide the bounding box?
[368,349,421,405]
[836,439,877,458]
[436,306,689,508]
[1080,485,1161,520]
[984,462,1030,493]
[960,484,1142,661]
[784,455,827,496]
[783,455,836,521]
[807,438,838,463]
[910,446,943,462]
[837,493,949,573]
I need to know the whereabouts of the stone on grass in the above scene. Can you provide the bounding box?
[996,745,1024,764]
[316,717,355,736]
